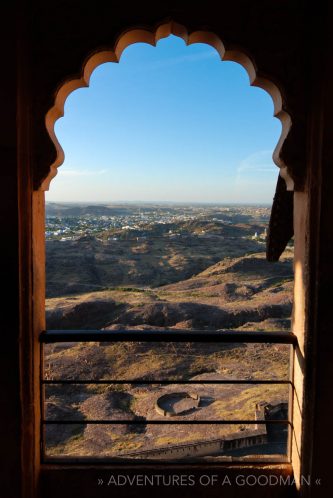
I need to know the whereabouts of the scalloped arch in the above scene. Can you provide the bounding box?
[42,20,294,191]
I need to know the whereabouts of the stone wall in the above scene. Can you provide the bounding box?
[122,428,268,460]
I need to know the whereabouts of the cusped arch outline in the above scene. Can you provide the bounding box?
[42,20,294,192]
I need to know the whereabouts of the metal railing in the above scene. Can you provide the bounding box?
[40,329,296,464]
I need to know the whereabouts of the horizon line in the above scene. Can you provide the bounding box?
[46,200,272,206]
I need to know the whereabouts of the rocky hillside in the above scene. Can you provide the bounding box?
[44,249,293,458]
[46,232,265,298]
[46,251,293,331]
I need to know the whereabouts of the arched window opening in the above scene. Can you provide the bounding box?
[42,33,294,464]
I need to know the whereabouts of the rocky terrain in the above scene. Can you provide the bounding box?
[46,232,265,297]
[44,204,293,460]
[45,203,272,297]
[45,251,293,459]
[46,251,293,331]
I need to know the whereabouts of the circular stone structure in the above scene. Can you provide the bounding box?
[155,392,201,417]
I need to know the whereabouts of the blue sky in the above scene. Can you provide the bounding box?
[46,35,281,204]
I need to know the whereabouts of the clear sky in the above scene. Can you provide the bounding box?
[46,35,281,204]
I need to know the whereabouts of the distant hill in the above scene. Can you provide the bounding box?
[46,202,146,217]
[45,202,271,221]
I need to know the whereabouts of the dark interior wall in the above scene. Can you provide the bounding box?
[306,4,333,493]
[1,1,332,497]
[30,0,307,190]
[0,4,22,498]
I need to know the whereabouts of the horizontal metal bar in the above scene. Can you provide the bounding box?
[42,455,291,466]
[40,329,297,344]
[43,419,291,425]
[42,379,292,385]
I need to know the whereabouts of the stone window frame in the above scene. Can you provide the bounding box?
[21,19,311,498]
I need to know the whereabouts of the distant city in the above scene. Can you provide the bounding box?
[45,202,270,242]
